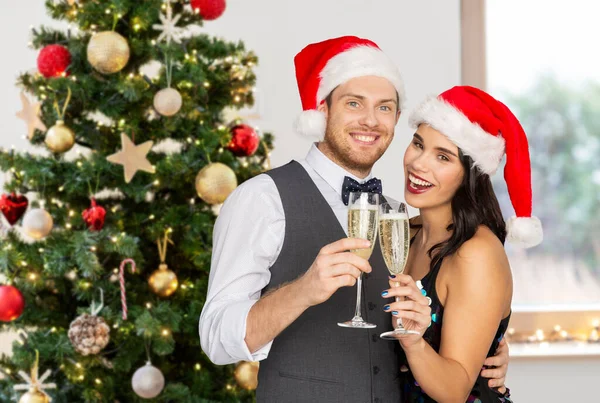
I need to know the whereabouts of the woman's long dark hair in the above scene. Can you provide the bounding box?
[414,150,507,273]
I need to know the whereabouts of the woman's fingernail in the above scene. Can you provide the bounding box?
[392,311,399,316]
[381,291,388,297]
[383,305,391,311]
[364,241,371,247]
[389,274,396,279]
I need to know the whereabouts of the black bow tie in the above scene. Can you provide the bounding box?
[341,176,383,206]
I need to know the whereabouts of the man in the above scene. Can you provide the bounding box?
[200,36,509,402]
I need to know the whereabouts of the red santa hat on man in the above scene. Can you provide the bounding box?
[409,85,543,248]
[294,36,406,137]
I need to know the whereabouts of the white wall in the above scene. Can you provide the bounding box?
[1,1,593,402]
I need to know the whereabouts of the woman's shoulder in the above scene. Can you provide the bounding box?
[447,225,510,279]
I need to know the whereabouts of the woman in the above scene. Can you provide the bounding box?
[382,86,543,402]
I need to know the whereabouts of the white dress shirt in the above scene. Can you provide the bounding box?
[199,143,374,365]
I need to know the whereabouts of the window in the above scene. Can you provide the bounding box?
[464,0,600,309]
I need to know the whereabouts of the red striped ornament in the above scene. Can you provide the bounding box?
[119,259,136,320]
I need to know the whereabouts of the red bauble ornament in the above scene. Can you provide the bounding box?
[0,285,25,322]
[82,198,106,231]
[0,193,29,225]
[37,44,71,78]
[191,0,226,20]
[227,124,259,157]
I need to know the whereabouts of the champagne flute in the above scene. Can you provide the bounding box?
[338,192,379,329]
[378,201,420,339]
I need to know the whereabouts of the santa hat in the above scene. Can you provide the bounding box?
[409,86,543,248]
[294,36,406,137]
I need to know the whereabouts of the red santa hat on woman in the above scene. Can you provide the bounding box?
[409,85,543,248]
[294,36,406,137]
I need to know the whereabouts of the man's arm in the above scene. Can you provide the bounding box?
[199,176,284,364]
[245,238,373,353]
[482,338,509,393]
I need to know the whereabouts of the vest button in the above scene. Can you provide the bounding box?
[373,366,380,375]
[368,302,377,310]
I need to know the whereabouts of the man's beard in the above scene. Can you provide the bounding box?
[323,124,388,173]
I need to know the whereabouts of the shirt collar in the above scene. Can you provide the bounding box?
[304,143,373,196]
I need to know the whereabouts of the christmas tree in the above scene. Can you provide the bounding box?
[0,0,272,401]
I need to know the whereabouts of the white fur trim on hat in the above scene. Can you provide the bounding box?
[294,109,327,137]
[317,46,406,110]
[506,216,543,248]
[409,96,505,175]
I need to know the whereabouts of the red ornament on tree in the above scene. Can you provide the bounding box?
[227,124,259,157]
[0,193,29,225]
[0,285,25,322]
[191,0,226,20]
[82,198,106,231]
[37,44,71,78]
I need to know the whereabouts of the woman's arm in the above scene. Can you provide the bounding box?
[387,229,512,403]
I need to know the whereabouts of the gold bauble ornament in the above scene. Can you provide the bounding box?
[14,350,56,403]
[45,120,75,153]
[19,388,49,403]
[153,88,182,117]
[87,31,130,74]
[195,162,238,205]
[148,263,178,297]
[234,361,259,391]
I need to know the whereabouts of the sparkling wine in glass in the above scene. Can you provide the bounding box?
[378,201,419,339]
[338,192,379,329]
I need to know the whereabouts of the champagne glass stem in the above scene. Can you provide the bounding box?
[352,273,364,320]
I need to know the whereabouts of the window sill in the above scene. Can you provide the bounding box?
[510,341,600,358]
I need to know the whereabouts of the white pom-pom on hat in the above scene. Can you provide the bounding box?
[506,216,543,248]
[294,110,327,138]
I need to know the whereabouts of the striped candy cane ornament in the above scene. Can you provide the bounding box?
[119,258,136,320]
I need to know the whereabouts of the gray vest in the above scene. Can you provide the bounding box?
[257,161,401,403]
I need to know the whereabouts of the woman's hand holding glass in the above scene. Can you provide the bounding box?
[382,274,432,346]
